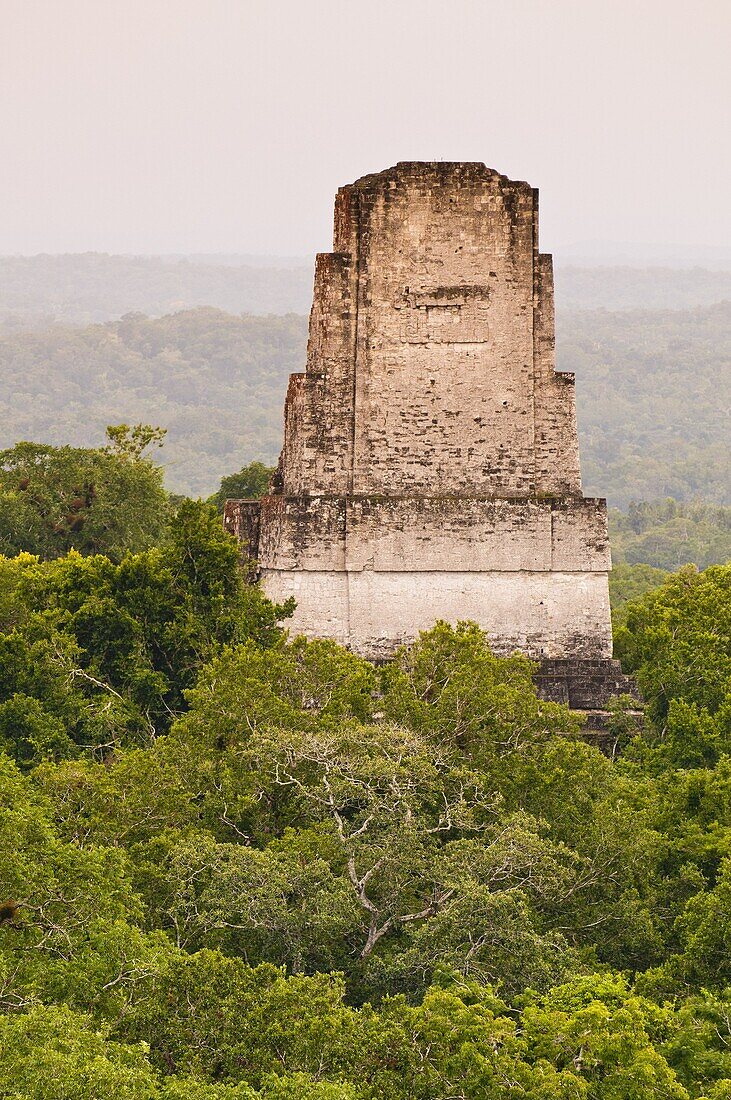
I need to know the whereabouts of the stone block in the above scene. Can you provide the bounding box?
[228,163,615,662]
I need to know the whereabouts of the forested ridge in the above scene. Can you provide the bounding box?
[0,254,314,325]
[1,435,731,1097]
[554,265,731,311]
[0,309,306,497]
[0,300,729,504]
[561,303,731,507]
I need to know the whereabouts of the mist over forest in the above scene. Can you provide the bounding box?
[2,252,731,324]
[0,255,728,508]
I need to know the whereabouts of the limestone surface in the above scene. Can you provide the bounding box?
[231,162,613,660]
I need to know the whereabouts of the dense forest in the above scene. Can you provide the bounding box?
[0,310,305,497]
[0,300,729,504]
[610,500,731,572]
[0,252,728,1093]
[1,434,731,1097]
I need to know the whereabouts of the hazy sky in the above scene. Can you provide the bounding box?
[2,0,729,256]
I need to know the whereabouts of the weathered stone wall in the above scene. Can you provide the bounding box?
[222,498,262,580]
[222,498,261,557]
[276,163,582,499]
[258,496,609,574]
[248,162,614,661]
[263,569,612,661]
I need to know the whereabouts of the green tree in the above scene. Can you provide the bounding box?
[0,427,169,561]
[210,462,275,513]
[610,561,669,614]
[616,564,731,763]
[521,973,688,1100]
[0,1005,160,1100]
[167,629,595,995]
[105,423,167,461]
[381,620,578,760]
[0,502,293,756]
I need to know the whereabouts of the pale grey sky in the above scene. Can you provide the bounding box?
[1,0,729,256]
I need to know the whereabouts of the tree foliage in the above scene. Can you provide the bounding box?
[610,499,731,572]
[0,426,169,561]
[615,564,731,741]
[209,461,274,513]
[0,473,730,1095]
[0,501,292,761]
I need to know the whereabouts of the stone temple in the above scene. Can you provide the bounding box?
[226,163,636,713]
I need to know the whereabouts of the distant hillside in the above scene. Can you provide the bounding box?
[0,253,314,325]
[0,308,307,496]
[2,254,731,325]
[609,500,731,571]
[560,302,730,507]
[0,303,728,504]
[555,266,731,311]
